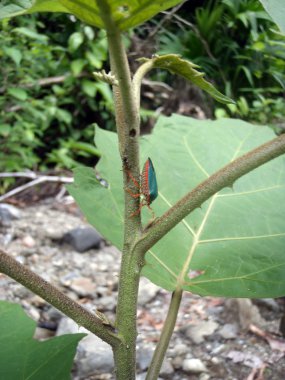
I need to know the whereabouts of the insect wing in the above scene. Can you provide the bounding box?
[146,158,158,204]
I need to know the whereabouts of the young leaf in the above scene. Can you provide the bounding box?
[0,301,85,380]
[68,116,285,298]
[142,54,234,104]
[0,0,185,31]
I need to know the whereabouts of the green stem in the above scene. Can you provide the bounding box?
[0,249,119,347]
[96,1,143,379]
[146,289,183,380]
[133,60,154,109]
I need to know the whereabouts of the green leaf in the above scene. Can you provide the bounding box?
[7,87,28,101]
[68,116,285,298]
[13,26,49,41]
[82,79,97,97]
[144,54,234,104]
[68,31,84,52]
[71,58,86,76]
[67,128,123,249]
[3,47,22,65]
[0,301,85,380]
[0,0,185,31]
[258,0,285,34]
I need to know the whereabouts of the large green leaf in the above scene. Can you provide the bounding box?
[141,54,234,104]
[0,301,85,380]
[68,116,285,298]
[258,0,285,34]
[0,0,184,31]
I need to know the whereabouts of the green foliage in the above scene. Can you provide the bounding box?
[0,301,85,380]
[0,14,111,174]
[141,54,234,104]
[157,0,285,123]
[68,116,285,298]
[0,0,185,31]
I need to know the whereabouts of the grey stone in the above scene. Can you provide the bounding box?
[137,344,155,371]
[160,359,174,376]
[0,203,21,224]
[77,334,114,375]
[138,277,160,305]
[57,317,114,375]
[186,320,219,344]
[218,323,238,339]
[63,226,102,252]
[182,358,208,373]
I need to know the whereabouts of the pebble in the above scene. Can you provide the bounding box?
[185,320,219,344]
[138,277,160,305]
[69,277,96,297]
[182,358,208,373]
[22,235,36,248]
[56,317,114,376]
[137,344,155,371]
[218,323,238,339]
[160,359,174,375]
[0,203,21,224]
[63,226,102,252]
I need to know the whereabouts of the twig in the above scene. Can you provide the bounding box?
[0,172,73,202]
[0,248,120,346]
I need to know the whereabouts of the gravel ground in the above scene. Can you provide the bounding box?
[0,200,285,380]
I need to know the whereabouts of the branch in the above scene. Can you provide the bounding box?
[137,133,285,253]
[0,173,73,202]
[0,249,120,347]
[146,289,183,380]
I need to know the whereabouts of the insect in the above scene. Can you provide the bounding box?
[126,158,158,216]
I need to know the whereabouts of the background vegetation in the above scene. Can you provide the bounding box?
[0,0,284,180]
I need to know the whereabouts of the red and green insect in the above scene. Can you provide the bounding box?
[126,158,158,216]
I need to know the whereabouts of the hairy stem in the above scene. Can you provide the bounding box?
[0,249,119,347]
[133,60,154,109]
[146,289,183,380]
[96,1,143,379]
[138,133,285,253]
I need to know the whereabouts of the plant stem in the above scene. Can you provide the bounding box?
[96,1,143,378]
[137,133,285,253]
[0,249,119,347]
[133,60,154,109]
[146,289,183,380]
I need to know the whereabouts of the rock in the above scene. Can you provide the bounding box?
[218,323,238,339]
[56,317,114,375]
[226,299,265,330]
[136,373,163,380]
[160,359,174,376]
[0,203,21,225]
[69,277,96,297]
[138,277,160,305]
[185,320,219,344]
[174,343,188,356]
[97,295,117,311]
[137,344,155,371]
[22,235,36,248]
[199,374,210,380]
[172,356,183,369]
[77,334,114,376]
[63,226,102,252]
[182,358,208,373]
[33,327,54,340]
